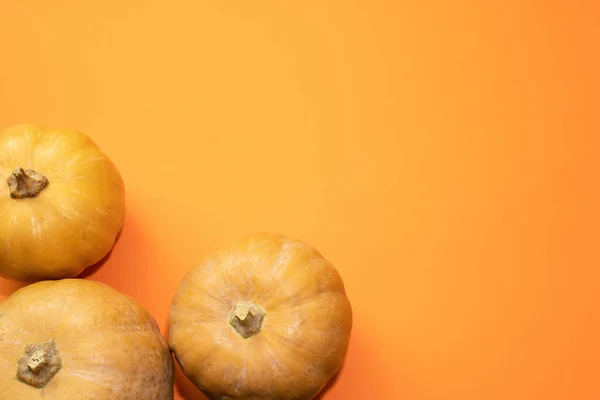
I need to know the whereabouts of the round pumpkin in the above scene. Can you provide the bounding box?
[0,124,125,281]
[0,279,175,399]
[168,233,353,400]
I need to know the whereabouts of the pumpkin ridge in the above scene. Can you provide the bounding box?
[246,238,288,304]
[35,129,101,163]
[177,340,220,382]
[259,321,316,367]
[188,284,228,306]
[49,148,108,181]
[0,311,6,342]
[259,251,320,310]
[266,288,324,311]
[18,129,93,182]
[177,260,232,307]
[168,305,223,323]
[245,333,321,399]
[16,125,43,169]
[41,194,115,262]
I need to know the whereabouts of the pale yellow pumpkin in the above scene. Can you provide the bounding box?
[0,124,125,281]
[169,233,353,400]
[0,279,175,399]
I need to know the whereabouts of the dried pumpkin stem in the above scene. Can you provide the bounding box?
[7,168,49,199]
[230,302,265,339]
[16,341,62,388]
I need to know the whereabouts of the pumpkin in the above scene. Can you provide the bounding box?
[168,233,353,400]
[0,124,125,281]
[0,279,175,399]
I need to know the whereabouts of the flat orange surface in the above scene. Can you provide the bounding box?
[1,1,599,399]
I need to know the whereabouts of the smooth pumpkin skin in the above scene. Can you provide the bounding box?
[0,124,125,281]
[0,279,175,399]
[169,233,353,400]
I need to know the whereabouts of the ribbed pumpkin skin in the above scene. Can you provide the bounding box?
[169,233,353,400]
[0,124,125,281]
[0,279,175,399]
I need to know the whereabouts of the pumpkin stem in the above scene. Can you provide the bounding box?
[16,341,62,388]
[7,168,49,199]
[230,302,265,338]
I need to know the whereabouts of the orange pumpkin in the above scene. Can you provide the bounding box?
[0,279,175,399]
[0,124,125,281]
[169,233,353,400]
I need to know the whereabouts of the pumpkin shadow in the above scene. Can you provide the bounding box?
[314,367,343,400]
[77,229,122,279]
[317,326,387,399]
[0,277,29,299]
[0,229,122,299]
[173,355,210,400]
[165,314,208,399]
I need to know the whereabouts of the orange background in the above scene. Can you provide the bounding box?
[1,1,599,399]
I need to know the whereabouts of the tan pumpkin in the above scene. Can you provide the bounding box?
[0,279,175,399]
[169,233,353,400]
[0,124,125,281]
